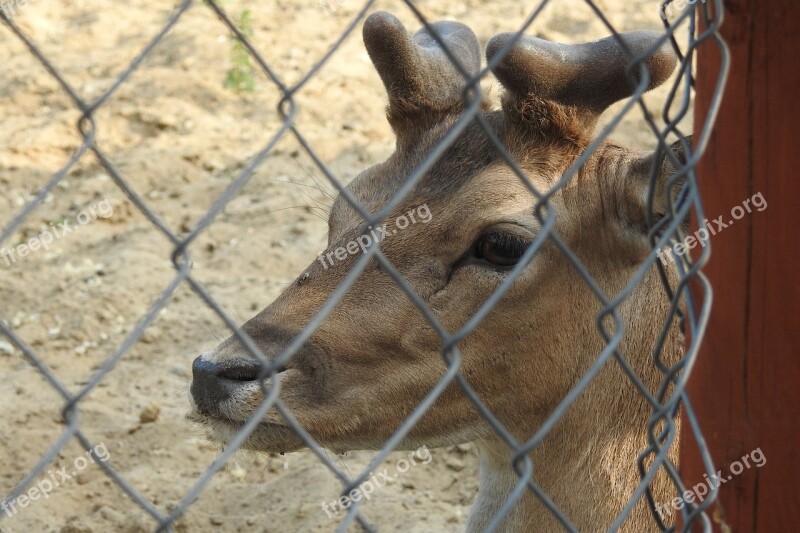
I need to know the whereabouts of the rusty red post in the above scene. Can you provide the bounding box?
[682,0,800,530]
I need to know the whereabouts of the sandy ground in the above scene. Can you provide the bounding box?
[0,1,692,531]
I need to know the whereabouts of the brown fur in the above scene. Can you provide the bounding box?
[189,13,686,532]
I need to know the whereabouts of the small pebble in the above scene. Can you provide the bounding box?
[139,402,161,423]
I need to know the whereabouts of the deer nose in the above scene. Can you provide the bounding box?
[190,356,262,414]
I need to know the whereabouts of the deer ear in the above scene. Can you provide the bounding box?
[363,12,481,134]
[620,137,692,234]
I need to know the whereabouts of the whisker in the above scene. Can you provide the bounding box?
[323,448,354,481]
[259,205,327,217]
[300,191,332,218]
[265,176,334,202]
[203,325,223,342]
[294,160,336,201]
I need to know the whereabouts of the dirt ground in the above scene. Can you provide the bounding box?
[0,1,692,531]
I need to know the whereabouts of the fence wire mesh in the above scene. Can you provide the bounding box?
[1,0,729,531]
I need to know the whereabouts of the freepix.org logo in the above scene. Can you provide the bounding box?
[1,442,111,519]
[320,445,432,519]
[1,200,113,268]
[316,204,432,270]
[0,0,39,20]
[660,0,707,19]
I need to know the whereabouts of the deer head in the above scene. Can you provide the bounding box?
[190,12,686,531]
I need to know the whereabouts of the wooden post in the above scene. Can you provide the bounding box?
[682,0,800,530]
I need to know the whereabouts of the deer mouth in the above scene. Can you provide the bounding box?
[189,355,306,452]
[188,412,305,453]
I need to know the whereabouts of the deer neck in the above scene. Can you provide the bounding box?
[467,394,676,532]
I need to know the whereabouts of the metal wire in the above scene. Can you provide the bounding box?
[0,0,728,531]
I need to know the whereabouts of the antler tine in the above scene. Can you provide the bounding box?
[486,31,677,114]
[363,11,481,122]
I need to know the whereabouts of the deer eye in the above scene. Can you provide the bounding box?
[474,232,530,267]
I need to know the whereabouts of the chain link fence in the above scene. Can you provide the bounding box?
[1,0,729,531]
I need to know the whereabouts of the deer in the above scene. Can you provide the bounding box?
[189,11,689,532]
